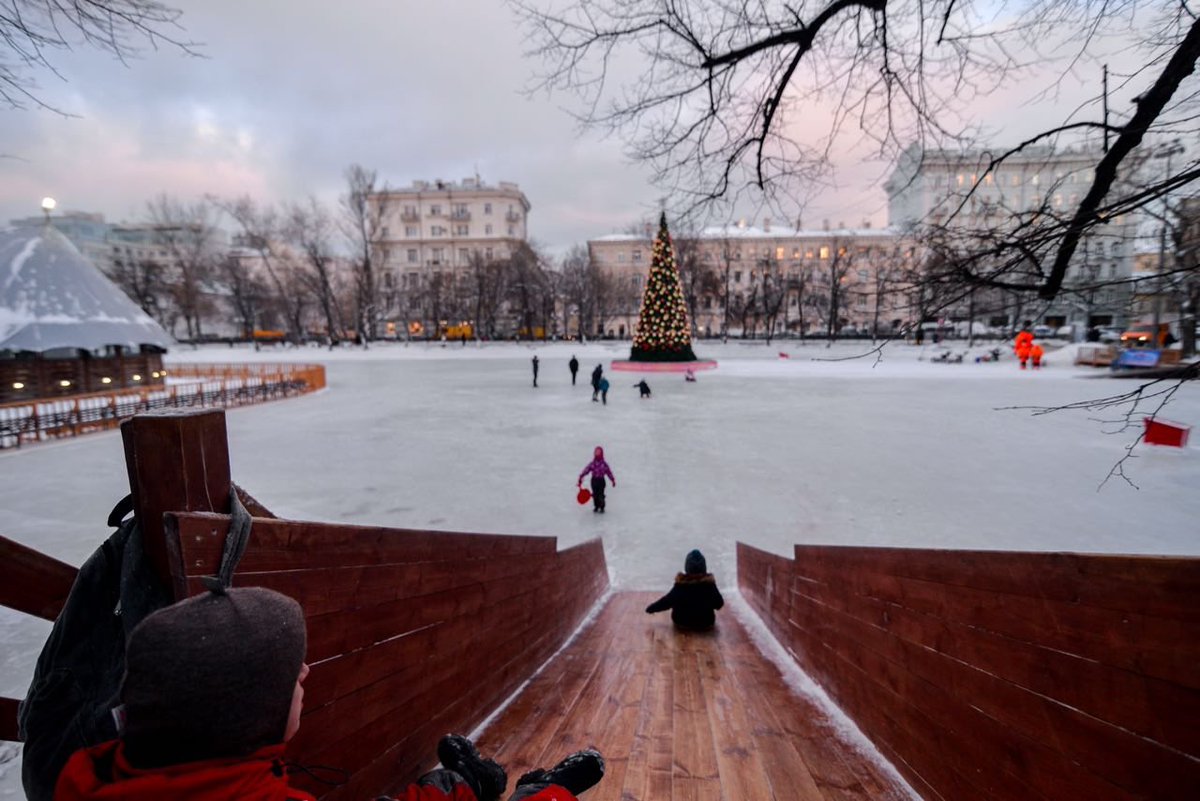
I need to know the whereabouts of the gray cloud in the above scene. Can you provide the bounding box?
[0,0,1150,254]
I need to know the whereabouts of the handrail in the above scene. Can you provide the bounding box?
[0,363,326,449]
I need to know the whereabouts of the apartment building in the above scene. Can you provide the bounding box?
[369,177,530,286]
[885,144,1136,330]
[589,221,917,338]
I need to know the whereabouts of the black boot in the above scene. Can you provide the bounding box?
[437,734,507,801]
[517,749,605,796]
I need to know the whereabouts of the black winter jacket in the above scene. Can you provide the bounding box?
[645,573,724,630]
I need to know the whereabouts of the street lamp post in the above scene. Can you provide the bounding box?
[1153,139,1184,331]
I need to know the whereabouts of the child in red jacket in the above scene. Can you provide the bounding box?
[53,586,604,801]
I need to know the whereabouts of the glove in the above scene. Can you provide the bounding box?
[611,480,616,488]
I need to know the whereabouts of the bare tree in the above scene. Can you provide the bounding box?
[108,254,170,329]
[756,257,788,344]
[821,243,859,345]
[508,241,550,339]
[514,0,1200,307]
[2,1,198,111]
[342,164,389,343]
[216,252,268,339]
[145,195,220,341]
[216,196,309,342]
[285,198,345,346]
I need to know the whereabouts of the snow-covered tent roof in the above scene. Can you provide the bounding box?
[1,224,173,353]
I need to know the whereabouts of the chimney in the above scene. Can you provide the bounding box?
[863,219,872,229]
[763,218,771,232]
[838,220,845,229]
[822,218,830,231]
[643,222,653,239]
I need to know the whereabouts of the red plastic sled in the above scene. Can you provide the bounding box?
[577,487,592,505]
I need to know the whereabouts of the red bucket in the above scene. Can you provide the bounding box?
[577,487,592,505]
[1144,417,1191,448]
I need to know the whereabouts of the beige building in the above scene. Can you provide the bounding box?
[885,143,1136,330]
[370,178,529,282]
[588,222,917,338]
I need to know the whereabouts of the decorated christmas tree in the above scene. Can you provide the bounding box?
[630,213,698,362]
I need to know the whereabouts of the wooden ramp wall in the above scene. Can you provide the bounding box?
[737,543,1200,801]
[165,512,608,800]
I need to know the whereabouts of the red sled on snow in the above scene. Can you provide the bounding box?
[778,352,790,359]
[1143,417,1191,447]
[577,487,592,505]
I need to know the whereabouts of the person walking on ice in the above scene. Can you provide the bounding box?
[598,376,610,405]
[50,584,606,801]
[569,355,579,385]
[531,355,540,388]
[590,364,603,401]
[645,549,725,631]
[634,379,651,398]
[578,446,616,513]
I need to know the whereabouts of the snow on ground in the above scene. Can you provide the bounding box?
[2,339,1198,797]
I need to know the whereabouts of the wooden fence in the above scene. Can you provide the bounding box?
[737,542,1200,801]
[0,362,325,449]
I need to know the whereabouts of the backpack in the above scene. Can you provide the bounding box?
[19,491,251,801]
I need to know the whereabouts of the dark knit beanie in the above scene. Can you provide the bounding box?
[120,586,307,767]
[685,549,707,575]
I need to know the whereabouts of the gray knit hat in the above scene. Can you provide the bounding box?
[685,549,707,575]
[120,586,307,767]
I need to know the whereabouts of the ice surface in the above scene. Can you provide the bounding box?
[1,339,1197,797]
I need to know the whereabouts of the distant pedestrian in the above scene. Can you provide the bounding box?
[1030,341,1044,369]
[645,550,725,631]
[591,364,603,402]
[532,355,540,388]
[577,445,616,513]
[684,369,696,382]
[598,377,610,405]
[569,355,580,385]
[634,379,651,398]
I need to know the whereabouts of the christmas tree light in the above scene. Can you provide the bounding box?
[630,212,698,362]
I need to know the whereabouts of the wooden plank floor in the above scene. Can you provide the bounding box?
[474,592,912,801]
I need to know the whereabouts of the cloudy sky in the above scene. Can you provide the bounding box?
[0,1,1149,253]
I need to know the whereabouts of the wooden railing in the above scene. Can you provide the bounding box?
[0,362,325,449]
[737,542,1200,801]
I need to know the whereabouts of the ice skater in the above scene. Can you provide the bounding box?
[569,355,580,385]
[577,446,616,513]
[598,376,610,405]
[532,355,540,387]
[590,364,603,401]
[634,379,651,398]
[645,550,725,631]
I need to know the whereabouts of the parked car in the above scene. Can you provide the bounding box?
[1032,325,1055,338]
[1098,326,1123,343]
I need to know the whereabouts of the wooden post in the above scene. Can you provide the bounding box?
[120,410,231,587]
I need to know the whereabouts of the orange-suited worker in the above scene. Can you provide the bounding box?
[1030,340,1044,369]
[1014,327,1034,370]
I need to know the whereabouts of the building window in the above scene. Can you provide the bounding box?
[819,246,830,259]
[431,248,444,263]
[485,247,493,260]
[632,249,642,262]
[407,249,418,263]
[485,224,493,235]
[618,253,626,263]
[383,272,394,289]
[734,270,742,282]
[1031,174,1040,186]
[405,226,418,237]
[455,224,469,236]
[458,248,469,262]
[956,174,965,187]
[431,225,446,236]
[381,226,390,238]
[484,203,492,214]
[429,204,442,216]
[857,269,869,281]
[775,247,785,260]
[507,226,515,236]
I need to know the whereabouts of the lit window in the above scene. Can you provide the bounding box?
[819,246,830,259]
[1031,174,1040,186]
[775,247,785,260]
[956,174,965,187]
